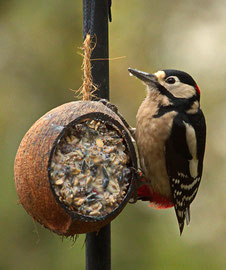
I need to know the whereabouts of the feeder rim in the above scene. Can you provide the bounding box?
[47,110,137,223]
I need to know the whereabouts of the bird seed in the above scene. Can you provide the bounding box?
[49,119,131,217]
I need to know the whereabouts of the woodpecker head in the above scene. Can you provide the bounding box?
[128,68,201,103]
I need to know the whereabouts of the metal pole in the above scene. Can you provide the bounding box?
[83,0,111,269]
[86,224,111,270]
[83,0,109,100]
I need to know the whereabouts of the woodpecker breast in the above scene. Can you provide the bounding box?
[136,90,176,199]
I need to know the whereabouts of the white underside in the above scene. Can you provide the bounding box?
[136,94,177,198]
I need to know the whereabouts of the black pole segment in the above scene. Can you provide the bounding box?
[90,0,109,100]
[108,0,112,22]
[83,0,111,269]
[85,224,111,270]
[83,0,96,38]
[83,0,109,100]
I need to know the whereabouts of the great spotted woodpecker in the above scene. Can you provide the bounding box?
[128,68,206,234]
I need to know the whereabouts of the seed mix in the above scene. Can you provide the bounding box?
[49,119,132,217]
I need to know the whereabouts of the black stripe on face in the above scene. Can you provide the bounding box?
[153,96,198,118]
[163,69,197,88]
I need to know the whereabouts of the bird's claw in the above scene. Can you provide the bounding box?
[99,99,119,114]
[129,168,148,204]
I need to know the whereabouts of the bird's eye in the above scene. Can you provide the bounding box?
[166,77,176,84]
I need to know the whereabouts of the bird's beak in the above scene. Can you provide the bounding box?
[128,68,158,85]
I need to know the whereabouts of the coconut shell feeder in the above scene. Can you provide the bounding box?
[14,1,137,268]
[14,101,137,236]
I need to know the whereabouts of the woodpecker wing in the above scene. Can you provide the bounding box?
[165,109,206,234]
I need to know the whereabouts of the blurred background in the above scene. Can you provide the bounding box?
[0,0,225,269]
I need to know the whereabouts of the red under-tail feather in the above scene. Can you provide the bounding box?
[138,184,174,209]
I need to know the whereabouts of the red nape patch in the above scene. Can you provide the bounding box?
[138,185,174,209]
[195,84,201,95]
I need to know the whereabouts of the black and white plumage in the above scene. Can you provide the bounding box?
[128,68,206,234]
[165,102,206,233]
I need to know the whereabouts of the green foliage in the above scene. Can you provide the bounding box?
[0,0,225,269]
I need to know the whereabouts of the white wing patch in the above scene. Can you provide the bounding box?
[183,121,198,178]
[189,159,199,178]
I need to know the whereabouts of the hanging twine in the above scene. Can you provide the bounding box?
[75,33,125,101]
[80,34,97,101]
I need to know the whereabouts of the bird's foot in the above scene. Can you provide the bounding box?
[129,168,148,203]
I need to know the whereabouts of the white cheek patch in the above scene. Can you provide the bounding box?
[183,121,198,178]
[168,84,196,99]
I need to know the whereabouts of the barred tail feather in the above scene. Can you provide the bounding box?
[185,206,190,226]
